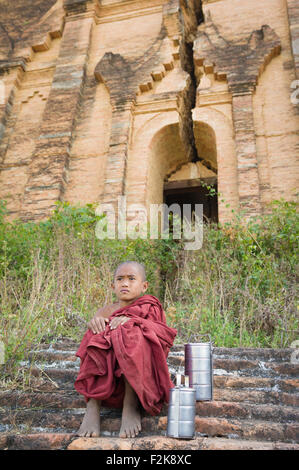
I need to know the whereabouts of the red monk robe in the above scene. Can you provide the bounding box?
[74,294,177,416]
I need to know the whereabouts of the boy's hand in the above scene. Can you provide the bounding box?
[88,315,109,334]
[109,315,130,330]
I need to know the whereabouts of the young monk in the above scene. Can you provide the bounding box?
[74,260,177,439]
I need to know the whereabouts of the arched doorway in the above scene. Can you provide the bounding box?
[126,107,238,229]
[162,121,218,225]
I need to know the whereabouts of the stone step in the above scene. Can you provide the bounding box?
[21,369,299,406]
[0,432,74,450]
[24,358,299,384]
[0,407,139,436]
[169,356,299,378]
[214,375,299,393]
[0,390,86,409]
[1,404,298,442]
[158,416,299,443]
[14,364,299,395]
[26,350,80,364]
[36,339,78,352]
[0,408,159,436]
[67,435,299,451]
[24,351,299,380]
[196,401,299,422]
[213,388,299,407]
[1,432,299,451]
[2,339,297,449]
[171,345,295,363]
[1,389,298,423]
[37,341,295,363]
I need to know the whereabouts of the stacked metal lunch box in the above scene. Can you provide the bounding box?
[167,334,213,439]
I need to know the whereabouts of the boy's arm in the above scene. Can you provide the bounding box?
[87,314,108,334]
[87,303,119,334]
[109,315,130,330]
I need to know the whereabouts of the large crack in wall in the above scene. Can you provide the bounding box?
[166,0,216,180]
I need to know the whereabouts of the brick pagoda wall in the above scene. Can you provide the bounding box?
[0,0,298,223]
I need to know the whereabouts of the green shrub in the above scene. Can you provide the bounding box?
[164,199,298,347]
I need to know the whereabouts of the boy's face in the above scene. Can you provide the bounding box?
[112,264,148,305]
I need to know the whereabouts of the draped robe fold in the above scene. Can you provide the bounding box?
[74,295,177,416]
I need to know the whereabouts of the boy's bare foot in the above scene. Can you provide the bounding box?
[119,378,142,438]
[77,398,101,437]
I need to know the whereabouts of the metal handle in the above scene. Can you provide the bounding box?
[176,373,190,388]
[187,333,213,345]
[176,373,181,387]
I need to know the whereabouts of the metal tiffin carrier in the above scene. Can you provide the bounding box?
[184,333,213,402]
[166,374,196,439]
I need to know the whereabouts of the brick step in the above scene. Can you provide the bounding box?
[205,417,299,442]
[24,352,299,379]
[159,416,299,443]
[26,350,80,364]
[0,390,86,409]
[67,435,299,451]
[12,368,299,396]
[1,432,299,451]
[213,388,299,406]
[1,389,298,423]
[38,339,78,351]
[24,358,299,384]
[19,369,299,406]
[0,409,161,437]
[0,432,74,450]
[2,386,296,412]
[36,341,295,362]
[196,401,299,422]
[171,345,295,362]
[169,356,299,378]
[214,375,299,393]
[2,340,297,449]
[1,406,298,442]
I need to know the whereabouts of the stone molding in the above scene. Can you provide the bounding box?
[194,13,281,92]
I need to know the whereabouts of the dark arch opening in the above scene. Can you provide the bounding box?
[163,177,218,224]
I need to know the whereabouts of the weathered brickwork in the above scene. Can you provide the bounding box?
[286,0,299,78]
[0,339,298,449]
[0,0,298,223]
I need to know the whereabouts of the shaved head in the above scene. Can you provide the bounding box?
[113,261,147,282]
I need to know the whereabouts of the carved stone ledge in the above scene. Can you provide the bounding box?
[194,13,281,92]
[0,58,27,75]
[63,0,98,16]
